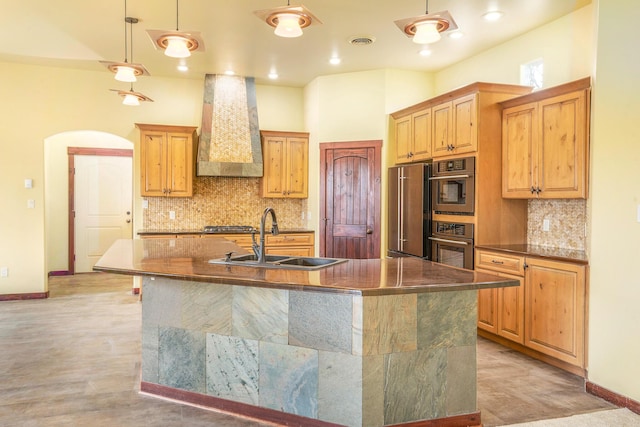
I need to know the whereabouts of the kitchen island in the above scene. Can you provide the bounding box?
[94,237,518,427]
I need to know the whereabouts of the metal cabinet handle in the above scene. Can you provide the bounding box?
[491,259,504,264]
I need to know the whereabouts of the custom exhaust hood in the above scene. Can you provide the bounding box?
[197,74,263,177]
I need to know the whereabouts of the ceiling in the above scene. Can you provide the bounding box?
[0,0,590,87]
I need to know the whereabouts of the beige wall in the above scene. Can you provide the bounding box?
[588,0,640,403]
[434,5,595,93]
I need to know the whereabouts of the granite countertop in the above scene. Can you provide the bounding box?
[94,238,518,296]
[138,228,314,235]
[475,244,588,265]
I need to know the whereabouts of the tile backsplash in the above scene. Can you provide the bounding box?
[527,199,587,251]
[143,177,307,231]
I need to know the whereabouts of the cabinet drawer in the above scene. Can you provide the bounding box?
[475,250,525,276]
[266,233,314,246]
[204,234,254,248]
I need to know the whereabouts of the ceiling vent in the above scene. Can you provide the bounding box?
[348,35,376,46]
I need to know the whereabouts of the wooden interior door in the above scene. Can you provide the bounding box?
[320,141,381,259]
[68,148,133,274]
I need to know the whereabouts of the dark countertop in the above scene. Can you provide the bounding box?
[138,228,314,236]
[475,244,588,265]
[94,238,518,296]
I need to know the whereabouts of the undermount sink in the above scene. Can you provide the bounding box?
[208,254,348,270]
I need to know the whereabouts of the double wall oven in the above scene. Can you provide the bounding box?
[428,157,476,269]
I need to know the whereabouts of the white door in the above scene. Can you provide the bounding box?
[74,155,133,272]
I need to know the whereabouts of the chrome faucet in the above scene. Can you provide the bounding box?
[252,207,279,263]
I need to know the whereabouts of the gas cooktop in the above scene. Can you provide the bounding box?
[202,225,256,234]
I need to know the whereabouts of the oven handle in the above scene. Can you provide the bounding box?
[428,236,470,246]
[428,174,470,181]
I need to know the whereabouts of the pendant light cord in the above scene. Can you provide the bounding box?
[425,0,429,14]
[176,0,180,31]
[123,0,129,63]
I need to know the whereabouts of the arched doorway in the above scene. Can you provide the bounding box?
[44,131,133,275]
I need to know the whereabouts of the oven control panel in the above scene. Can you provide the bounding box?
[432,221,474,239]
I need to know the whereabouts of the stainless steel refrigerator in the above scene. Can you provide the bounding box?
[388,163,431,258]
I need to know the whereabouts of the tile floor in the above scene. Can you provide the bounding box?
[0,273,616,426]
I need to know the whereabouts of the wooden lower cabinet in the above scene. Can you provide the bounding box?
[476,249,587,373]
[142,232,315,256]
[477,287,497,334]
[265,233,315,257]
[524,257,586,367]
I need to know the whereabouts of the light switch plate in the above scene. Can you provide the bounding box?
[542,218,550,232]
[27,199,35,209]
[637,204,640,223]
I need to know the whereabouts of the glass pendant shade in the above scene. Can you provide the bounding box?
[413,21,441,44]
[274,13,303,37]
[114,65,137,82]
[164,36,191,58]
[122,93,141,106]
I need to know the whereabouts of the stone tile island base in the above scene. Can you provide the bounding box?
[141,277,481,427]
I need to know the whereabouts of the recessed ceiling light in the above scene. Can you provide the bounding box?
[419,48,432,57]
[448,31,463,39]
[224,70,235,76]
[483,11,504,22]
[177,63,188,72]
[268,72,279,80]
[329,56,341,65]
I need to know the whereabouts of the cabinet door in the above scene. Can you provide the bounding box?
[477,283,498,334]
[538,90,588,198]
[497,273,525,344]
[166,132,193,197]
[524,258,586,367]
[431,101,452,157]
[286,137,309,198]
[262,136,286,197]
[502,102,537,198]
[141,131,167,197]
[452,94,478,154]
[412,109,432,160]
[394,115,412,163]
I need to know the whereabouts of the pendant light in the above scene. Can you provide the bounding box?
[110,17,153,106]
[394,0,458,44]
[254,1,322,38]
[100,0,150,81]
[147,0,205,58]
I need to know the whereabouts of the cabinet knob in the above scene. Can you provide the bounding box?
[126,219,131,223]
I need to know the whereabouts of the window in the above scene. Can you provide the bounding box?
[520,58,544,90]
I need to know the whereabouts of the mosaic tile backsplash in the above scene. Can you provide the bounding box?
[143,177,306,231]
[527,199,587,251]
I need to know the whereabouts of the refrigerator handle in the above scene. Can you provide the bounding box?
[397,171,403,251]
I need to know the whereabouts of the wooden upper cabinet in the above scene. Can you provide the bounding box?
[502,78,590,199]
[394,114,412,163]
[451,94,478,155]
[137,124,197,197]
[261,131,309,198]
[394,109,432,163]
[502,102,538,198]
[431,101,452,157]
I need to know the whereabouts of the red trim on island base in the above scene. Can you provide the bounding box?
[141,381,482,427]
[0,292,48,301]
[586,381,640,415]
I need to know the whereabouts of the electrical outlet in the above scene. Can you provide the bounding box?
[637,204,640,223]
[169,211,176,220]
[0,267,8,278]
[142,200,149,209]
[27,199,35,209]
[542,218,550,232]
